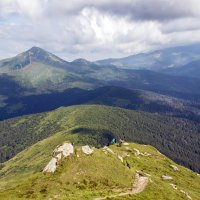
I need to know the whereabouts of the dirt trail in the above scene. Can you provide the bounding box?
[94,172,149,200]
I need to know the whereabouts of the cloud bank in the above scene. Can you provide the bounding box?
[0,0,200,60]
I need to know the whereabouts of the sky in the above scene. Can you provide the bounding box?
[0,0,200,61]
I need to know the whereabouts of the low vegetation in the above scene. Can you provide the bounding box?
[0,105,200,173]
[0,134,199,200]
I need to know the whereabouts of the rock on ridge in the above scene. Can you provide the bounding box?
[82,145,94,155]
[54,142,74,157]
[161,175,173,180]
[43,142,74,173]
[170,165,179,171]
[43,158,58,173]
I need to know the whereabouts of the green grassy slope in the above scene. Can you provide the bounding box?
[0,133,199,200]
[0,105,200,173]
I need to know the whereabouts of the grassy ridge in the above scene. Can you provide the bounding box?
[0,135,200,200]
[0,105,200,173]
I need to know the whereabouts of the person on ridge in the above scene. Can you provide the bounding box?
[110,138,116,145]
[118,139,123,147]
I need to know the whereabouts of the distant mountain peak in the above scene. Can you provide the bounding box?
[20,46,67,65]
[25,46,49,57]
[0,46,68,70]
[29,46,45,52]
[29,46,44,51]
[72,58,91,65]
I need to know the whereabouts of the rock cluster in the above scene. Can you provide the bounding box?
[133,148,151,157]
[169,184,192,199]
[43,143,95,173]
[43,142,74,173]
[82,145,94,155]
[103,146,115,154]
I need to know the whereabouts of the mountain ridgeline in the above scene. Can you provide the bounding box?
[0,105,200,173]
[0,45,200,199]
[96,43,200,70]
[0,46,200,98]
[163,59,200,78]
[0,137,200,200]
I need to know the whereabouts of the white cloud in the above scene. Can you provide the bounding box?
[0,0,200,61]
[15,0,44,18]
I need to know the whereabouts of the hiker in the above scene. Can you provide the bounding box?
[111,138,116,145]
[118,139,123,147]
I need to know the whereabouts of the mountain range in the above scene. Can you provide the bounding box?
[0,46,200,120]
[1,46,200,95]
[96,43,200,71]
[1,44,200,199]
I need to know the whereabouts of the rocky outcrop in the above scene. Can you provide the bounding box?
[180,190,192,200]
[169,183,177,190]
[134,148,141,156]
[133,148,151,157]
[102,146,125,162]
[43,142,74,173]
[82,145,94,155]
[169,183,192,199]
[144,152,151,156]
[170,165,179,171]
[43,157,58,173]
[136,170,151,177]
[121,151,130,158]
[54,142,74,157]
[161,175,173,180]
[103,146,114,154]
[117,155,123,163]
